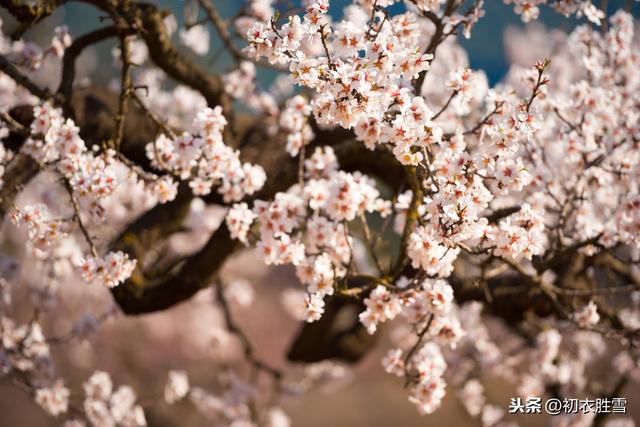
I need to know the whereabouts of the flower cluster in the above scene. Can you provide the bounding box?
[363,278,463,414]
[226,202,257,245]
[146,106,266,201]
[245,3,443,165]
[23,102,123,218]
[83,371,146,427]
[9,204,69,255]
[505,0,606,25]
[383,342,448,415]
[0,23,72,70]
[493,203,546,261]
[0,317,49,372]
[35,380,70,417]
[279,95,314,157]
[407,225,461,277]
[226,145,390,322]
[51,26,72,57]
[180,25,210,55]
[573,300,600,328]
[223,61,257,101]
[359,285,402,334]
[80,251,137,289]
[406,343,447,415]
[164,370,190,404]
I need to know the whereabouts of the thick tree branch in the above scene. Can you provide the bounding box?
[0,0,66,38]
[133,3,231,114]
[107,113,403,315]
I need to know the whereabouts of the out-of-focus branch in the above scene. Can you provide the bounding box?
[288,295,376,363]
[131,90,178,139]
[114,34,133,150]
[214,279,283,423]
[0,110,27,135]
[0,55,57,101]
[450,270,556,322]
[63,178,98,257]
[58,25,120,114]
[411,0,459,94]
[197,0,243,62]
[593,375,627,427]
[464,101,505,135]
[214,280,283,380]
[0,154,39,215]
[0,107,38,216]
[132,3,231,116]
[485,206,521,223]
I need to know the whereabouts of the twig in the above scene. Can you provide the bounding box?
[393,167,422,278]
[464,101,505,135]
[552,106,582,136]
[58,26,121,110]
[319,24,336,70]
[403,314,434,386]
[430,90,459,121]
[549,283,640,296]
[114,34,133,150]
[411,0,460,94]
[131,89,178,139]
[197,0,243,62]
[0,111,28,136]
[525,59,551,113]
[359,213,384,275]
[213,280,283,394]
[0,55,56,101]
[63,178,98,257]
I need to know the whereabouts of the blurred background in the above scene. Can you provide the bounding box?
[1,248,638,426]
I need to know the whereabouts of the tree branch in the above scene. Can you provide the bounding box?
[0,55,57,101]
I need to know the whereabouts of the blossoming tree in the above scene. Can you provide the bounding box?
[0,0,639,425]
